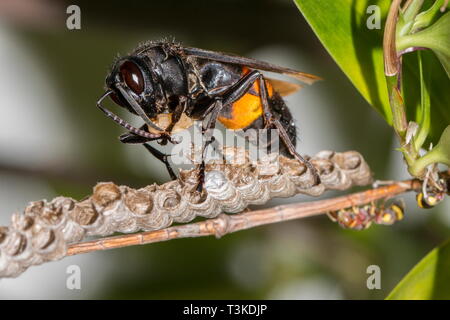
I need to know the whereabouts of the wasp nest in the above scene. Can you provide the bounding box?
[0,149,371,278]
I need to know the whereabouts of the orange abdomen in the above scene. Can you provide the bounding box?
[218,68,273,130]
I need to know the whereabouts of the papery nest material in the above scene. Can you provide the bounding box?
[0,148,372,278]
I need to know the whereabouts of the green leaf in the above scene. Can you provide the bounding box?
[409,124,450,176]
[294,0,450,144]
[402,49,450,146]
[412,0,449,33]
[398,11,450,78]
[434,50,450,78]
[386,238,450,300]
[294,0,392,123]
[402,0,425,24]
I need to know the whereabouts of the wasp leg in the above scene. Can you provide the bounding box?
[165,102,186,134]
[156,101,188,146]
[196,100,224,192]
[194,70,267,192]
[119,132,150,144]
[119,124,162,144]
[257,76,320,185]
[119,127,178,181]
[196,136,221,192]
[143,143,177,181]
[98,103,175,142]
[200,69,320,185]
[194,69,315,191]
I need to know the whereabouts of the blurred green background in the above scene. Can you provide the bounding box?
[0,0,448,299]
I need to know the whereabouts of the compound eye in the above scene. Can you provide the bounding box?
[120,60,144,94]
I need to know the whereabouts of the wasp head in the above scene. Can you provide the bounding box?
[105,56,159,119]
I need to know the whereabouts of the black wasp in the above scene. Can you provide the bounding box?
[97,40,321,191]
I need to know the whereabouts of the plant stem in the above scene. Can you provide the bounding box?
[414,51,431,151]
[386,75,409,140]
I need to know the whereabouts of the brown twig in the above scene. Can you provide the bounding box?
[67,179,421,256]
